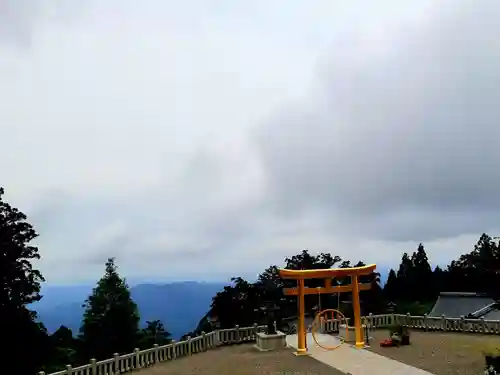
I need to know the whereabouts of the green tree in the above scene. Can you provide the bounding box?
[138,320,171,348]
[0,187,50,375]
[284,250,341,272]
[256,265,284,300]
[45,326,79,372]
[383,269,398,303]
[448,233,500,298]
[411,244,434,301]
[472,233,500,295]
[432,265,448,293]
[284,250,342,311]
[395,252,413,301]
[355,261,384,315]
[211,277,262,328]
[79,258,140,361]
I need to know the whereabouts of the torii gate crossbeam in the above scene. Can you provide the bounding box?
[279,264,376,353]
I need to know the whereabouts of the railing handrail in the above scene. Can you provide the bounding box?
[363,312,500,335]
[40,313,500,375]
[40,324,267,375]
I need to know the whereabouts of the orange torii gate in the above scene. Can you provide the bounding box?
[279,264,376,353]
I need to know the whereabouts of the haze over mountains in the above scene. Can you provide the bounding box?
[34,269,391,339]
[34,282,227,339]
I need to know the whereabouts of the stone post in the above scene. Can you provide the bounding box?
[171,340,177,359]
[235,325,240,343]
[113,353,119,372]
[134,348,140,368]
[214,329,221,347]
[481,317,487,333]
[153,344,159,363]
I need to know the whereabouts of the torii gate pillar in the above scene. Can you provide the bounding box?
[279,264,376,353]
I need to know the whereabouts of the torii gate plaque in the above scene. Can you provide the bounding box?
[279,264,376,353]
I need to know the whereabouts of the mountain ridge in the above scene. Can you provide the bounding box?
[34,281,227,339]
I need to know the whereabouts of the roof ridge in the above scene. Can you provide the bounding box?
[439,292,490,297]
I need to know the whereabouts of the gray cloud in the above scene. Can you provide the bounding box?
[1,1,499,283]
[255,0,500,241]
[0,0,40,48]
[0,0,87,50]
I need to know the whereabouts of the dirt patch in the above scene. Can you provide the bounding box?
[366,329,500,375]
[140,344,345,375]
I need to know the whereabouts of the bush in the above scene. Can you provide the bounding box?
[483,344,500,357]
[483,344,500,374]
[389,323,408,336]
[393,301,433,316]
[389,323,410,346]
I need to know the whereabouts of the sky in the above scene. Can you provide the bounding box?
[1,0,500,284]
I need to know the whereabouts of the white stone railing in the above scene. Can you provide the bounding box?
[363,313,500,334]
[40,313,500,375]
[39,324,267,375]
[320,318,351,333]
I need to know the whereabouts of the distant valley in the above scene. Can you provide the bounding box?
[33,269,391,341]
[33,282,227,339]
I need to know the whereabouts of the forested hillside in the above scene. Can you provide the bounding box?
[188,236,500,336]
[2,186,500,374]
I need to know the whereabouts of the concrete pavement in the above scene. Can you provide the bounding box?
[286,333,435,375]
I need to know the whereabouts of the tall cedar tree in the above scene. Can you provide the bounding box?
[395,253,413,301]
[411,244,434,302]
[383,269,398,302]
[0,187,49,375]
[79,258,140,361]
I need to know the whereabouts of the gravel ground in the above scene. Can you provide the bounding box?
[141,343,345,375]
[366,329,500,375]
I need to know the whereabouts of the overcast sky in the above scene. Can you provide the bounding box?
[1,0,500,284]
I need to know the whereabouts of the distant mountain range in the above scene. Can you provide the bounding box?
[32,267,391,341]
[33,282,227,340]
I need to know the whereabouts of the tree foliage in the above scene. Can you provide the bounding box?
[209,250,383,329]
[0,187,49,375]
[138,320,172,349]
[79,258,140,361]
[45,326,79,372]
[209,236,500,328]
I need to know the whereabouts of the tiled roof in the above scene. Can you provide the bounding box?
[429,292,495,318]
